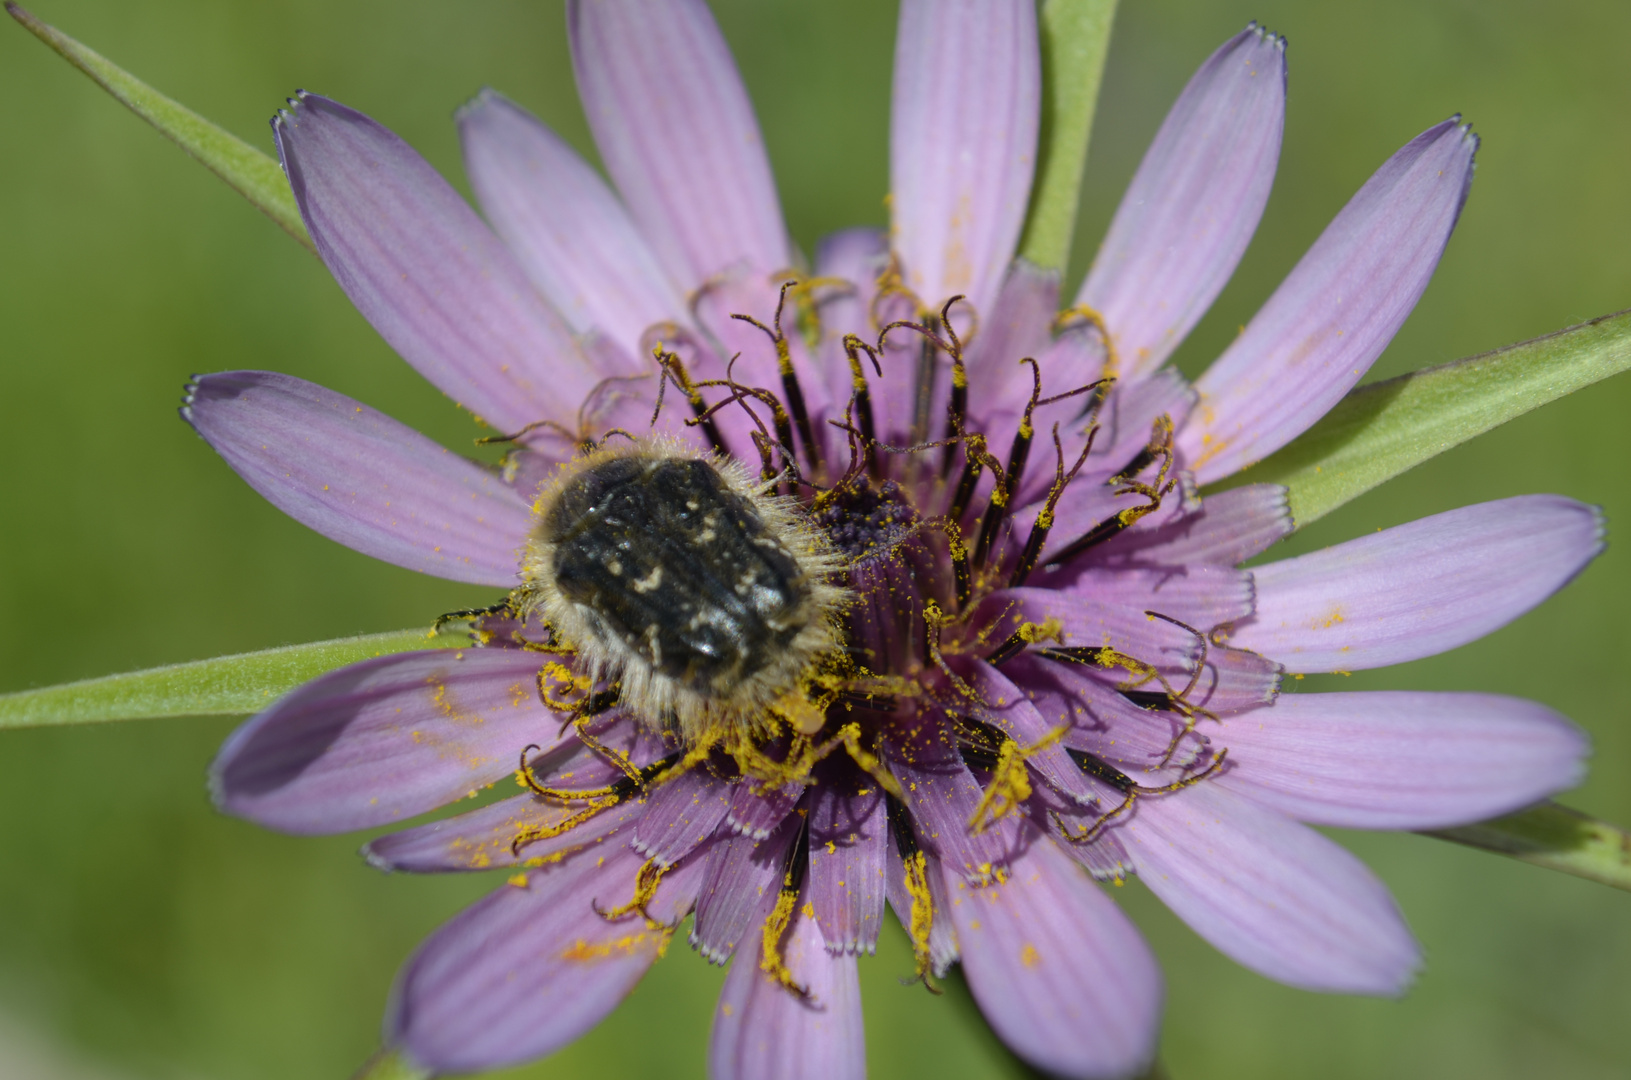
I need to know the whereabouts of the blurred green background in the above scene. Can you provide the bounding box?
[2,1,1630,1077]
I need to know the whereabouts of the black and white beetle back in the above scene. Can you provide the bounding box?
[519,440,847,739]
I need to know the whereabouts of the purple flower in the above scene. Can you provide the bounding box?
[190,2,1600,1077]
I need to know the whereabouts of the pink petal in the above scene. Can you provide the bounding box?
[947,828,1163,1077]
[1230,495,1604,672]
[808,782,887,955]
[1077,26,1286,380]
[1122,782,1420,993]
[1182,118,1478,483]
[692,817,800,965]
[1093,483,1291,567]
[390,843,700,1073]
[212,649,563,835]
[183,371,531,586]
[889,0,1040,319]
[568,0,789,291]
[1217,690,1587,829]
[632,771,734,868]
[273,92,596,432]
[709,900,866,1080]
[457,89,684,359]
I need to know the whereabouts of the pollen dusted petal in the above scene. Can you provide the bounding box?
[947,828,1163,1079]
[1230,495,1605,672]
[273,92,595,433]
[211,649,570,835]
[982,588,1204,677]
[885,838,959,976]
[1216,691,1588,829]
[1183,118,1478,483]
[389,842,702,1073]
[1122,781,1420,994]
[1077,26,1286,381]
[568,0,789,291]
[183,372,532,586]
[808,781,887,955]
[965,661,1098,806]
[709,896,866,1080]
[363,791,645,874]
[881,712,1018,883]
[692,816,800,965]
[1003,654,1205,775]
[457,89,684,359]
[889,0,1040,320]
[632,771,734,868]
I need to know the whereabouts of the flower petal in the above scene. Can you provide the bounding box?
[1076,26,1286,381]
[1122,781,1420,993]
[727,781,802,841]
[1217,691,1587,829]
[568,0,789,290]
[890,0,1040,318]
[947,828,1163,1078]
[1098,483,1292,567]
[709,897,866,1080]
[1182,118,1478,483]
[389,843,700,1073]
[457,89,683,358]
[632,771,734,868]
[183,371,531,586]
[692,816,799,965]
[882,712,1017,883]
[212,649,562,835]
[363,791,644,873]
[1229,495,1604,672]
[808,780,887,955]
[274,92,596,431]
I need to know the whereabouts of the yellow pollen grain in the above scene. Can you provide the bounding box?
[1020,943,1040,969]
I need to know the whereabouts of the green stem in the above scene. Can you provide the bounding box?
[0,628,460,728]
[5,1,314,251]
[1424,801,1631,893]
[1224,308,1631,527]
[1017,0,1120,271]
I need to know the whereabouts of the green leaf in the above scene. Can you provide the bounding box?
[0,628,461,729]
[6,1,313,252]
[1229,308,1631,527]
[1424,801,1631,893]
[350,1048,432,1080]
[1017,0,1119,271]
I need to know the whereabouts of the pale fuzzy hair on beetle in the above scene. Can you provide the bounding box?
[515,437,849,743]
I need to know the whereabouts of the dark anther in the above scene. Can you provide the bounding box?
[433,596,516,636]
[651,346,726,453]
[886,792,920,859]
[1008,422,1098,589]
[841,335,882,468]
[1042,415,1176,569]
[1064,748,1136,793]
[1121,690,1177,711]
[985,630,1029,667]
[730,280,823,477]
[952,714,1012,773]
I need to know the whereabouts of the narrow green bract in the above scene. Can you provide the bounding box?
[1017,0,1119,271]
[6,1,313,251]
[1230,309,1631,526]
[0,628,458,728]
[1425,802,1631,894]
